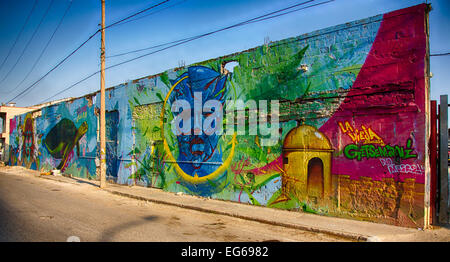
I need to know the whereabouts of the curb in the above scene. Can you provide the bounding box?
[104,189,370,242]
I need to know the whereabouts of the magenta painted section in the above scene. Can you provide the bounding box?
[9,118,16,135]
[319,4,427,183]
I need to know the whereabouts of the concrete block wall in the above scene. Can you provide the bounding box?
[8,4,429,227]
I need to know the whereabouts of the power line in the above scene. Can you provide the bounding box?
[38,70,99,104]
[0,0,54,85]
[104,0,171,30]
[6,31,100,104]
[244,0,335,24]
[108,0,320,58]
[98,0,333,70]
[103,0,333,67]
[431,52,450,57]
[109,0,187,28]
[39,0,334,104]
[5,0,73,100]
[5,0,174,104]
[106,35,192,58]
[43,0,332,103]
[0,0,38,75]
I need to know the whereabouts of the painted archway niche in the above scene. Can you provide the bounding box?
[275,121,334,208]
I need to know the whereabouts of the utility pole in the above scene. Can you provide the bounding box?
[99,0,106,188]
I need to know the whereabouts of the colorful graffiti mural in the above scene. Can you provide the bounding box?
[8,4,429,228]
[164,66,231,196]
[43,118,88,171]
[9,98,97,178]
[15,113,40,169]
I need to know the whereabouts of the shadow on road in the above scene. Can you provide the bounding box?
[66,176,99,187]
[100,215,159,241]
[0,198,23,241]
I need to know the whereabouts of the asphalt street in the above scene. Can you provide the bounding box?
[0,171,347,242]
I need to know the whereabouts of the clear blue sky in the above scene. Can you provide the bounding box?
[0,0,448,107]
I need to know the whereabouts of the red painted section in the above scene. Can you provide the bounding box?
[319,4,427,183]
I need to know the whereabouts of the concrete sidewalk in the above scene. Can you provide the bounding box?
[2,165,449,242]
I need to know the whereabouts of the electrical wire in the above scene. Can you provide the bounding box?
[108,0,185,28]
[430,52,450,57]
[95,0,331,72]
[243,0,335,24]
[108,0,317,58]
[107,0,334,59]
[0,0,55,85]
[6,31,100,104]
[5,0,71,98]
[104,0,171,30]
[39,0,334,104]
[5,0,174,104]
[106,35,193,58]
[0,0,38,75]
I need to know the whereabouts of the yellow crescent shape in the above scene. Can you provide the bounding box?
[159,75,237,184]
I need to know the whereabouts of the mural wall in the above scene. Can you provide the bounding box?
[8,4,429,227]
[9,98,98,178]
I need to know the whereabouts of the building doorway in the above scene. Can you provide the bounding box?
[105,110,119,178]
[307,157,324,200]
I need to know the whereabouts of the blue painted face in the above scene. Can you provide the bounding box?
[169,66,228,179]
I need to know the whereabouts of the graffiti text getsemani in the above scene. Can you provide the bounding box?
[343,138,417,161]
